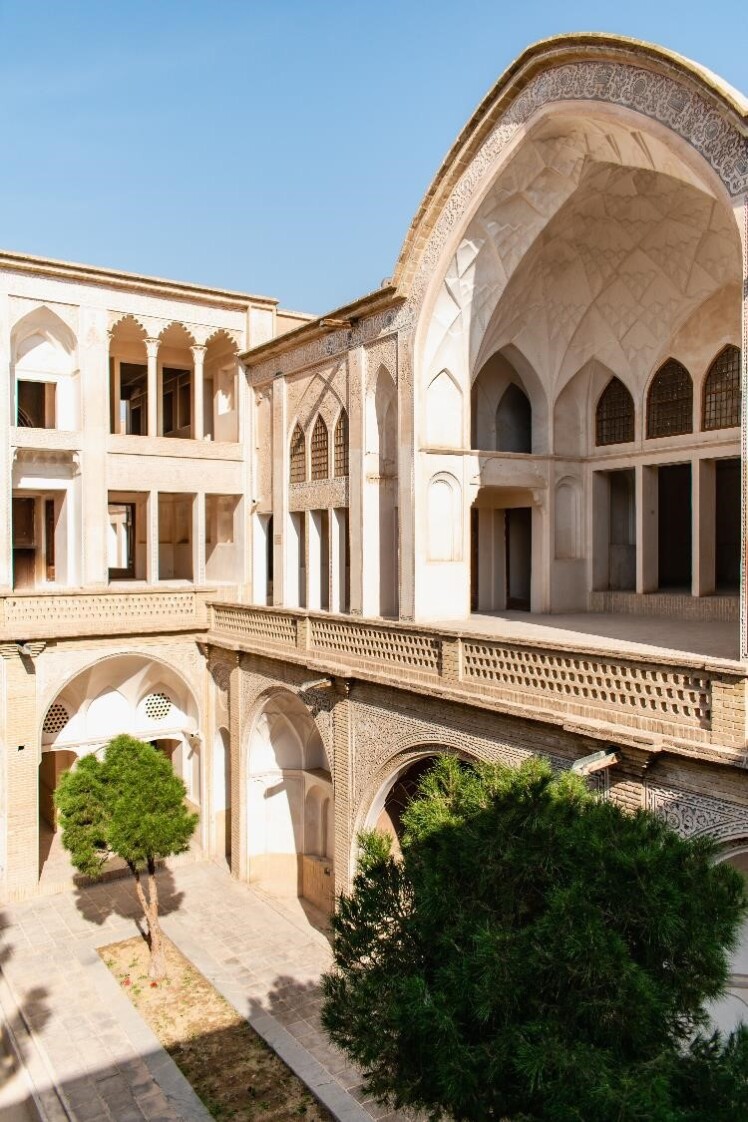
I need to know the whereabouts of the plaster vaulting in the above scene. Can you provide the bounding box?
[420,111,742,399]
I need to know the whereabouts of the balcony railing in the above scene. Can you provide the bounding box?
[0,588,213,640]
[208,602,748,753]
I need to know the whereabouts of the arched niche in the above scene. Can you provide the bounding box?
[38,653,200,882]
[245,690,333,908]
[710,844,748,1036]
[427,473,461,561]
[471,349,542,453]
[426,369,463,447]
[364,365,399,617]
[554,477,582,561]
[11,306,78,431]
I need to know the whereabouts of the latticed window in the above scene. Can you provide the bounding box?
[310,416,329,480]
[43,703,70,737]
[289,424,306,484]
[144,692,173,721]
[703,345,741,431]
[646,359,693,438]
[596,377,635,446]
[334,410,349,477]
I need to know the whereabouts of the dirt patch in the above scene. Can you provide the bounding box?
[100,935,331,1121]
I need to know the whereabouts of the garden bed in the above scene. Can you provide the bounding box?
[100,936,331,1121]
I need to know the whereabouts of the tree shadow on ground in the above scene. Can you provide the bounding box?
[70,866,185,940]
[0,907,51,1114]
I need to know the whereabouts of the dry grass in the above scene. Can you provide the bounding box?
[101,935,331,1121]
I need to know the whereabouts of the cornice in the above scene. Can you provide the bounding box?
[240,285,404,367]
[0,249,279,311]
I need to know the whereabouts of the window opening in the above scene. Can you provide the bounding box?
[703,346,741,431]
[334,411,349,477]
[596,377,635,446]
[290,425,306,485]
[108,502,135,579]
[647,359,693,438]
[310,416,329,480]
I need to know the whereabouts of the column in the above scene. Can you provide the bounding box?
[0,294,13,590]
[194,493,206,585]
[636,464,658,593]
[191,344,206,440]
[271,376,287,605]
[146,337,159,437]
[737,193,748,659]
[147,489,159,583]
[1,645,41,899]
[331,678,353,897]
[693,457,715,597]
[347,346,364,614]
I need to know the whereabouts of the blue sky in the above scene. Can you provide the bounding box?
[0,1,745,314]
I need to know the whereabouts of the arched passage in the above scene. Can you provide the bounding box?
[38,654,200,886]
[710,844,748,1035]
[360,747,474,862]
[246,691,334,912]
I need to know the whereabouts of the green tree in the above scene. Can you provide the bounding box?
[321,755,748,1121]
[55,734,198,979]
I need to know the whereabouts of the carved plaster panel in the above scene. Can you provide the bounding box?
[288,478,348,512]
[645,781,748,842]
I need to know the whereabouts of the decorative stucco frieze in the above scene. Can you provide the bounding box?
[645,781,748,842]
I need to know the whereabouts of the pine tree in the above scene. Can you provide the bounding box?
[55,734,198,979]
[322,755,748,1121]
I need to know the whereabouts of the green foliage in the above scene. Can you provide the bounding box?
[321,755,748,1121]
[54,734,198,877]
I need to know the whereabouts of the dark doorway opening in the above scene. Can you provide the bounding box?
[658,463,691,589]
[506,507,531,610]
[716,458,740,591]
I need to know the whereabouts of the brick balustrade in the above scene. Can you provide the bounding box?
[0,588,214,640]
[208,602,748,753]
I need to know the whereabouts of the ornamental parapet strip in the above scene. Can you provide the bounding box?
[207,602,748,755]
[0,588,215,640]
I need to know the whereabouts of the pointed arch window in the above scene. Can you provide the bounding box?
[334,410,349,477]
[310,416,329,480]
[703,345,741,431]
[646,359,693,439]
[289,424,306,485]
[596,377,635,446]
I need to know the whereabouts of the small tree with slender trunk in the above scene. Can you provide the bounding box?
[55,734,198,979]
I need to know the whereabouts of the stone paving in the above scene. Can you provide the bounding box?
[0,863,406,1122]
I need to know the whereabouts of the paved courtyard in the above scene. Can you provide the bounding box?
[0,863,407,1122]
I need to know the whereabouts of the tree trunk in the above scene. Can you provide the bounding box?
[131,864,167,981]
[146,864,166,980]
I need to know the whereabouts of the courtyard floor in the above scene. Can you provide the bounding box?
[0,862,407,1122]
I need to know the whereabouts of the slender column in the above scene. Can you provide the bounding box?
[191,344,206,440]
[271,376,287,605]
[693,457,715,597]
[194,493,206,585]
[348,346,364,613]
[146,337,159,437]
[636,464,658,593]
[147,489,159,583]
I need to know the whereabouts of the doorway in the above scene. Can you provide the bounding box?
[715,458,740,592]
[506,507,532,610]
[658,464,691,589]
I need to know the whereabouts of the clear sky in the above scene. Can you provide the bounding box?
[1,0,745,314]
